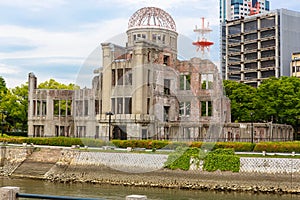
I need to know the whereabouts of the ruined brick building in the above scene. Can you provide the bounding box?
[28,7,293,142]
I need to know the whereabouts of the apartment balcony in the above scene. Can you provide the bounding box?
[244,68,257,72]
[228,70,241,75]
[244,49,258,54]
[228,61,241,66]
[260,66,275,71]
[244,39,257,45]
[260,46,276,51]
[260,56,276,62]
[260,26,276,32]
[260,36,276,42]
[228,51,241,56]
[228,42,241,47]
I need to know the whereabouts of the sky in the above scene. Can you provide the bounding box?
[0,0,300,88]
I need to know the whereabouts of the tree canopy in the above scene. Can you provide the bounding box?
[223,77,300,129]
[0,77,79,133]
[38,79,79,90]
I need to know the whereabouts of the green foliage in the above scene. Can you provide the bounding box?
[111,140,170,149]
[6,132,28,137]
[223,77,300,130]
[223,80,257,122]
[214,142,255,152]
[38,79,79,90]
[256,77,300,128]
[164,147,203,170]
[254,141,300,153]
[203,148,240,172]
[0,137,84,147]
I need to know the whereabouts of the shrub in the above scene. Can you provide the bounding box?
[254,141,300,153]
[111,140,170,149]
[214,142,255,152]
[203,148,240,172]
[164,147,204,170]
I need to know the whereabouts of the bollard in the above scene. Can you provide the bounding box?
[0,187,20,200]
[126,195,147,200]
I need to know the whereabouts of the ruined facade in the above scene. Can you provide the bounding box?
[28,7,293,141]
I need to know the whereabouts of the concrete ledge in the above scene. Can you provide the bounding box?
[0,187,19,200]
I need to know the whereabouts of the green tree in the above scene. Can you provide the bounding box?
[38,79,79,90]
[256,77,300,127]
[223,80,257,122]
[0,76,9,134]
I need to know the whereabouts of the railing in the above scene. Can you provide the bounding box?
[0,187,147,200]
[17,193,103,200]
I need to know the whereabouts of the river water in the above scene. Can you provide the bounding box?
[0,177,298,200]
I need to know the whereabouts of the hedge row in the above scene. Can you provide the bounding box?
[0,136,300,153]
[164,147,240,172]
[253,141,300,153]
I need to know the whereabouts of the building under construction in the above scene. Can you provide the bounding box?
[225,9,300,87]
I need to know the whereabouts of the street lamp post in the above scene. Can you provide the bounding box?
[250,112,254,143]
[106,111,114,141]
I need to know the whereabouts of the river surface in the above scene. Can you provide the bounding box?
[0,177,298,200]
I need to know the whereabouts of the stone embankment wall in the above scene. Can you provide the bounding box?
[59,150,300,174]
[0,146,33,176]
[2,147,300,194]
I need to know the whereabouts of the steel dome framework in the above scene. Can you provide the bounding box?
[128,7,176,31]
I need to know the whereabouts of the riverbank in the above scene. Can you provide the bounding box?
[1,146,300,195]
[44,164,300,195]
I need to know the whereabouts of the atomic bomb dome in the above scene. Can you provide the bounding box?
[128,7,176,31]
[126,7,178,53]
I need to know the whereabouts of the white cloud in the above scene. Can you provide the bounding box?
[0,63,21,74]
[0,0,67,11]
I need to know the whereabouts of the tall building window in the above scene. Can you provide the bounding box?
[112,97,132,114]
[180,74,191,90]
[124,98,132,114]
[112,69,116,86]
[53,100,60,116]
[179,101,191,117]
[75,100,83,116]
[84,100,89,116]
[125,68,132,85]
[164,106,170,122]
[201,74,213,89]
[117,98,123,114]
[164,79,171,95]
[201,101,212,117]
[117,69,123,85]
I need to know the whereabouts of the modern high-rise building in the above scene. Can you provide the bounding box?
[220,0,270,79]
[225,9,300,87]
[291,52,300,78]
[220,0,270,22]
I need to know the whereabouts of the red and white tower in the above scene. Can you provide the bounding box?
[192,17,214,58]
